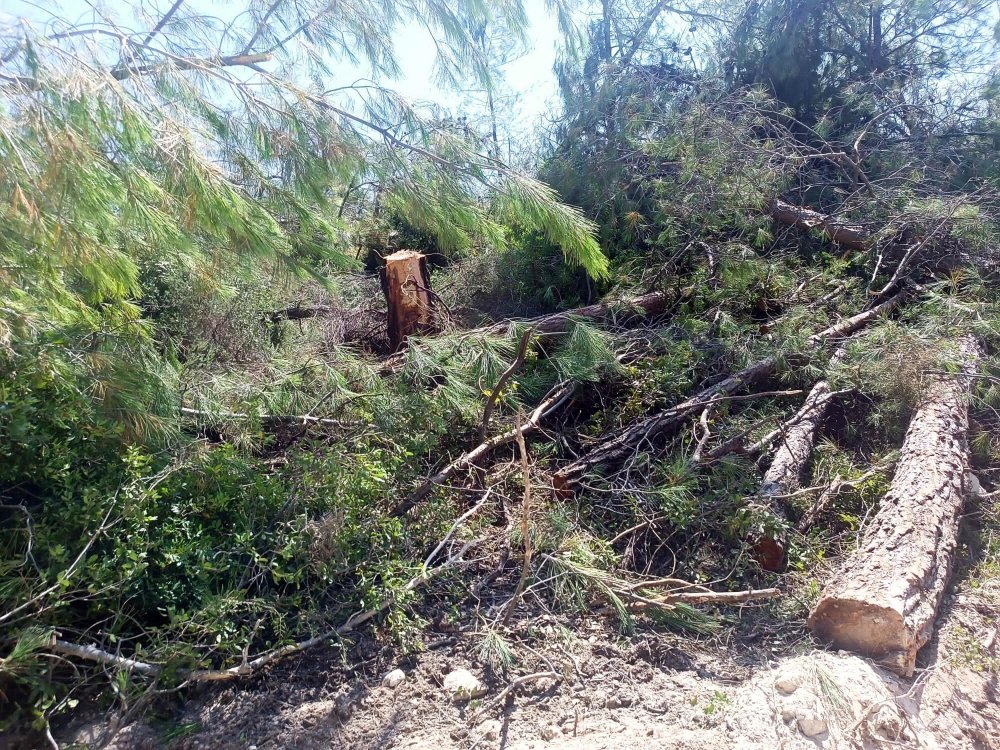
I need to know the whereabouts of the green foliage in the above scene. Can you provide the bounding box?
[729,0,996,126]
[5,0,1000,739]
[478,628,517,672]
[0,0,608,456]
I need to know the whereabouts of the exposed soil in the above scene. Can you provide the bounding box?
[53,583,998,750]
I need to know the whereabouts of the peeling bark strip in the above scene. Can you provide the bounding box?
[551,291,908,495]
[770,199,869,251]
[752,379,836,571]
[383,250,436,351]
[753,348,847,571]
[808,336,981,677]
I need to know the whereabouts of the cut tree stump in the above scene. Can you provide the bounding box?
[752,348,846,571]
[383,250,436,351]
[807,335,981,677]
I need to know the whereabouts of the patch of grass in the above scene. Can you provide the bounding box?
[702,690,731,716]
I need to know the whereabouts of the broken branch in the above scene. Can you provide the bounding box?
[393,381,576,516]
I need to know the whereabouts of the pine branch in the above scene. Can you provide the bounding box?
[140,0,186,47]
[478,327,533,443]
[393,381,576,516]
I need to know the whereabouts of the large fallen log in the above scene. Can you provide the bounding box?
[268,304,336,322]
[475,291,671,338]
[770,199,870,251]
[380,291,671,375]
[751,348,847,571]
[807,335,981,677]
[551,290,908,495]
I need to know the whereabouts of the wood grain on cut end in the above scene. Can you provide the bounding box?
[751,536,787,573]
[808,597,913,675]
[806,336,981,678]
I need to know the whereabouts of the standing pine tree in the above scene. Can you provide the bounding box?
[0,0,608,434]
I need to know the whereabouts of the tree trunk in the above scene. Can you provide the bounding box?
[379,290,671,375]
[770,199,869,251]
[551,291,908,495]
[383,250,436,351]
[752,349,846,570]
[807,335,981,677]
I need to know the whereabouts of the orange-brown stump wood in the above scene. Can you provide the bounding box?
[807,336,981,677]
[383,250,436,352]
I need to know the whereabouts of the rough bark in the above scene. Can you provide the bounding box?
[379,290,671,375]
[383,250,436,351]
[752,348,846,570]
[759,381,834,498]
[551,291,908,495]
[478,291,670,338]
[770,199,869,251]
[807,335,981,677]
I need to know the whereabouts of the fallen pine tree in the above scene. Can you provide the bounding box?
[550,289,910,496]
[769,199,870,251]
[807,335,981,676]
[380,290,672,375]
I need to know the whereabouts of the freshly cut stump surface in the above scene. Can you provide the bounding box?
[384,249,435,351]
[807,335,981,676]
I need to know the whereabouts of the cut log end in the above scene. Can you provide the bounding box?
[751,535,787,573]
[550,470,577,500]
[807,596,915,676]
[806,336,980,678]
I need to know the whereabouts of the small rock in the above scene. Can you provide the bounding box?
[797,713,828,737]
[449,727,469,741]
[873,705,906,740]
[382,668,406,688]
[967,472,985,499]
[780,707,798,723]
[774,674,800,694]
[443,668,487,702]
[480,719,502,741]
[540,724,560,740]
[605,691,633,709]
[335,704,352,721]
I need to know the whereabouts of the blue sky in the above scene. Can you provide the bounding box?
[1,0,566,134]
